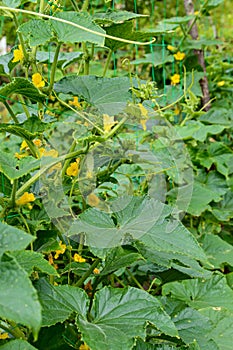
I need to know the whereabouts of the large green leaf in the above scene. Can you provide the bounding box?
[132,51,174,67]
[36,278,89,326]
[173,121,226,142]
[199,234,233,268]
[137,243,211,278]
[0,78,46,103]
[0,339,38,350]
[10,250,58,276]
[100,246,143,276]
[93,10,146,24]
[199,106,233,126]
[0,152,40,181]
[51,12,106,46]
[18,19,52,46]
[200,308,233,350]
[0,221,34,258]
[162,274,233,312]
[36,50,82,69]
[68,196,167,248]
[197,142,233,178]
[187,180,223,216]
[172,307,213,347]
[54,75,132,114]
[2,0,21,8]
[68,196,206,267]
[104,21,150,51]
[0,260,41,338]
[76,286,178,350]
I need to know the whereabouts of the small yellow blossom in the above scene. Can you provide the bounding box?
[15,152,28,159]
[217,81,225,87]
[194,11,199,16]
[73,253,86,263]
[171,74,180,85]
[87,193,100,207]
[79,343,90,350]
[16,192,35,206]
[54,241,66,259]
[93,268,100,274]
[103,114,117,132]
[66,162,79,177]
[69,96,81,109]
[32,73,45,88]
[167,45,177,52]
[12,45,24,63]
[173,51,186,61]
[33,139,42,147]
[0,333,9,340]
[20,140,28,151]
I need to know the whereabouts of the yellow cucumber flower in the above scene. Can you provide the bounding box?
[12,45,24,63]
[32,73,45,88]
[16,192,35,206]
[66,161,79,177]
[171,74,180,85]
[73,253,86,263]
[173,51,186,61]
[54,241,66,259]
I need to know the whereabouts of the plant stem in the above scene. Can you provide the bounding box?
[39,0,45,13]
[7,321,26,339]
[127,268,144,290]
[70,0,79,11]
[13,14,28,62]
[77,233,85,254]
[19,96,31,119]
[4,102,19,124]
[103,49,112,77]
[45,43,62,94]
[26,139,40,158]
[82,42,90,75]
[10,179,18,208]
[81,0,89,12]
[75,258,100,287]
[61,140,77,178]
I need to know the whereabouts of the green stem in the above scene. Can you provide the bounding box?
[45,43,62,94]
[81,0,89,12]
[178,0,209,50]
[61,140,77,178]
[26,139,40,158]
[19,96,31,119]
[75,258,100,287]
[77,233,85,254]
[103,49,112,77]
[39,0,45,13]
[70,0,79,11]
[4,102,19,124]
[7,321,26,340]
[10,179,18,208]
[127,268,144,290]
[13,14,28,62]
[82,42,90,75]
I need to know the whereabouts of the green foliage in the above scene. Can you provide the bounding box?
[0,0,232,349]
